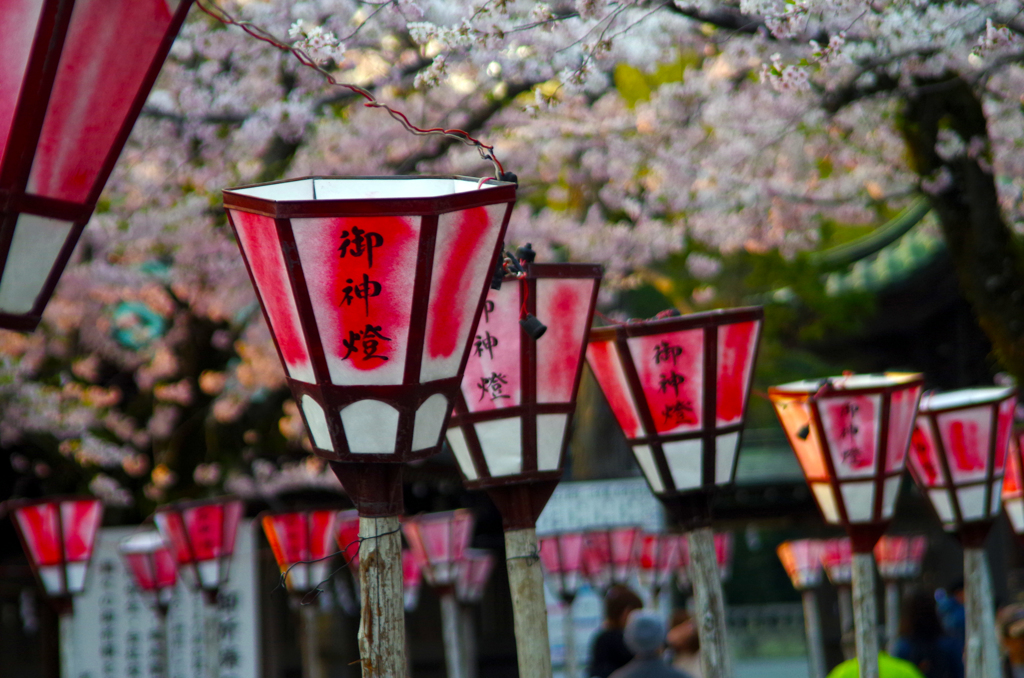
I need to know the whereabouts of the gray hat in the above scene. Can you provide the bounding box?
[624,611,666,657]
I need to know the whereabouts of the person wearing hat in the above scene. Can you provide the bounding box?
[997,604,1024,678]
[608,611,694,678]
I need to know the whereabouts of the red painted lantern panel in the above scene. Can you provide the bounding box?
[873,535,927,581]
[777,539,823,590]
[403,550,423,611]
[638,532,683,591]
[154,498,243,592]
[401,509,474,587]
[1003,433,1024,536]
[335,509,361,571]
[455,548,495,604]
[538,532,586,601]
[120,531,176,609]
[820,538,852,586]
[11,496,103,597]
[628,329,705,435]
[459,282,522,414]
[262,510,338,593]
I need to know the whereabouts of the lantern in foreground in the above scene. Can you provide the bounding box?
[777,539,826,678]
[154,497,243,604]
[638,532,684,602]
[874,535,927,653]
[120,531,177,614]
[1003,432,1024,542]
[0,0,194,330]
[261,510,338,594]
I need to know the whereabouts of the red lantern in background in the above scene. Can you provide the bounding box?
[538,532,586,603]
[334,509,361,571]
[874,535,927,581]
[1003,432,1024,540]
[678,531,734,582]
[120,531,177,615]
[9,496,103,608]
[154,497,243,603]
[455,549,495,605]
[401,509,475,588]
[261,510,338,594]
[403,550,423,612]
[777,539,824,591]
[581,527,640,592]
[0,0,194,330]
[637,532,684,599]
[820,537,853,586]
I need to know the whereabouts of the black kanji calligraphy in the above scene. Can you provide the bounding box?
[661,400,696,427]
[477,372,510,401]
[483,299,495,323]
[658,370,686,396]
[341,273,383,316]
[342,324,392,361]
[338,226,384,268]
[653,340,683,366]
[474,331,499,360]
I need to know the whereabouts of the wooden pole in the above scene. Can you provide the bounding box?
[205,605,220,678]
[964,547,999,678]
[979,552,999,678]
[562,601,577,678]
[58,612,75,678]
[838,586,854,636]
[440,591,466,678]
[299,603,326,678]
[459,604,478,678]
[504,527,554,678]
[851,552,879,678]
[884,581,899,654]
[801,589,827,678]
[358,516,407,678]
[688,527,732,678]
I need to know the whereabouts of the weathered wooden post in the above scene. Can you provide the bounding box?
[222,175,516,677]
[907,386,1015,678]
[588,307,765,678]
[771,372,925,678]
[874,535,928,653]
[778,539,827,678]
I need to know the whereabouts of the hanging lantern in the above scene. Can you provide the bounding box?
[907,387,1016,544]
[401,509,475,588]
[403,550,423,612]
[0,0,194,330]
[637,532,684,595]
[873,535,927,581]
[334,508,361,571]
[777,539,824,591]
[8,496,103,608]
[261,510,338,594]
[455,549,495,605]
[769,373,924,551]
[820,537,853,586]
[1003,431,1024,540]
[538,532,586,603]
[679,531,734,582]
[120,531,177,614]
[154,497,243,603]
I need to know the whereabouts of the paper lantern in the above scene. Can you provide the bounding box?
[777,539,824,591]
[0,0,194,330]
[120,531,177,613]
[401,509,474,588]
[908,387,1016,544]
[587,308,763,525]
[873,535,927,581]
[261,510,338,594]
[222,177,515,515]
[403,550,423,612]
[9,496,103,604]
[154,497,243,600]
[334,508,361,571]
[455,548,495,604]
[770,373,923,551]
[820,538,853,586]
[538,532,586,603]
[1003,432,1024,538]
[637,532,684,593]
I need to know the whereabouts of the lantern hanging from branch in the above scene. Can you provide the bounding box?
[154,497,243,604]
[777,539,827,678]
[120,531,177,615]
[0,0,194,330]
[261,509,339,594]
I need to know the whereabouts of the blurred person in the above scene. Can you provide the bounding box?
[667,610,702,678]
[996,603,1024,678]
[827,629,926,678]
[936,579,966,653]
[588,585,644,678]
[893,589,964,678]
[609,611,693,678]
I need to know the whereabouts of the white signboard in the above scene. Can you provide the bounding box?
[70,520,261,678]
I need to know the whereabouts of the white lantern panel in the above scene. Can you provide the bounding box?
[587,339,646,439]
[535,278,595,403]
[420,202,508,383]
[341,400,399,453]
[0,214,74,314]
[882,476,902,519]
[310,561,330,589]
[820,393,882,479]
[628,329,705,435]
[936,406,993,484]
[0,0,45,165]
[197,560,221,588]
[289,564,309,591]
[957,485,987,521]
[886,385,922,472]
[413,393,449,451]
[311,177,486,200]
[230,179,314,201]
[301,395,334,451]
[536,414,568,471]
[1006,497,1024,534]
[231,210,315,383]
[928,489,955,524]
[841,481,875,523]
[291,215,421,386]
[811,483,841,524]
[460,283,521,411]
[477,418,522,476]
[715,432,739,485]
[66,562,87,593]
[39,565,62,595]
[663,439,703,490]
[632,444,665,493]
[716,320,760,426]
[446,427,478,480]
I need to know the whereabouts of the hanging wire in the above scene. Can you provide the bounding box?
[195,0,506,179]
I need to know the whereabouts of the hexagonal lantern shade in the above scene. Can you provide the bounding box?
[873,535,927,581]
[1003,432,1024,540]
[769,373,924,551]
[0,0,194,330]
[538,532,586,603]
[261,510,338,594]
[820,538,853,586]
[446,263,602,527]
[154,497,243,600]
[908,387,1016,544]
[222,176,515,516]
[120,531,176,613]
[587,307,763,526]
[9,496,102,604]
[777,539,824,591]
[455,548,495,604]
[637,532,684,595]
[401,510,474,588]
[585,527,642,590]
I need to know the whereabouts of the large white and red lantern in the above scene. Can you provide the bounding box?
[154,497,243,602]
[446,261,602,527]
[261,510,338,594]
[120,531,177,614]
[455,548,495,604]
[9,496,103,606]
[873,535,927,581]
[1003,432,1024,540]
[769,373,923,552]
[0,0,194,331]
[908,387,1016,544]
[538,532,586,603]
[777,539,824,591]
[637,532,684,595]
[587,308,763,525]
[222,177,515,516]
[401,509,475,588]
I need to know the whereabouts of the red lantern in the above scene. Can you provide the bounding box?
[637,532,684,595]
[769,373,924,552]
[580,527,641,591]
[120,531,177,614]
[455,548,495,604]
[261,510,338,594]
[820,537,853,586]
[403,550,423,612]
[1003,432,1024,539]
[538,532,586,603]
[0,0,194,330]
[777,539,824,591]
[334,508,361,571]
[587,308,763,525]
[873,535,927,581]
[908,387,1016,544]
[9,496,103,606]
[154,497,243,602]
[401,509,474,588]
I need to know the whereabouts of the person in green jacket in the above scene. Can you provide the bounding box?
[826,630,926,678]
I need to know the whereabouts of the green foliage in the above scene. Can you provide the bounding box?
[612,52,697,107]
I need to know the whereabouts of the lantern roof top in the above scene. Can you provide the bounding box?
[119,532,165,553]
[771,372,922,394]
[920,386,1015,411]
